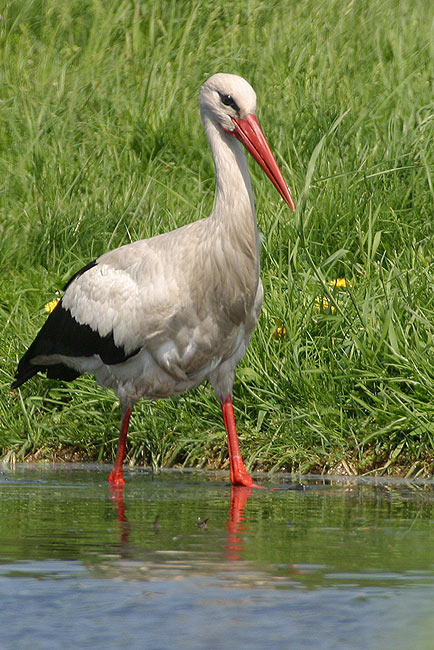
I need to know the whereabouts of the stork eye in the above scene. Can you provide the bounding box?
[220,93,239,112]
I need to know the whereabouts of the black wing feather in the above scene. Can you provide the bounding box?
[12,261,140,389]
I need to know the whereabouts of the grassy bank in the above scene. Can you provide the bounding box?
[1,0,434,476]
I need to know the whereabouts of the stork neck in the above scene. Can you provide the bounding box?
[204,117,256,228]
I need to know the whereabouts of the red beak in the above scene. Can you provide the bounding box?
[231,114,295,212]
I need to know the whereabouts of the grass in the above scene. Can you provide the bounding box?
[1,0,434,477]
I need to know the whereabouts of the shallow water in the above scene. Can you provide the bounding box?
[0,465,433,649]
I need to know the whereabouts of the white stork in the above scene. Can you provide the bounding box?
[12,73,295,488]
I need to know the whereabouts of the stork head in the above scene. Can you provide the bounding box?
[200,73,257,130]
[200,73,295,211]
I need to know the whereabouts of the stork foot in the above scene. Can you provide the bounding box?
[232,468,265,490]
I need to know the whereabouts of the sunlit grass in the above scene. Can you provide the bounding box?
[1,0,434,476]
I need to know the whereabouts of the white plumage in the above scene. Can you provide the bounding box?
[12,73,295,488]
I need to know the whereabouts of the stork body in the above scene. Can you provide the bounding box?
[12,74,295,487]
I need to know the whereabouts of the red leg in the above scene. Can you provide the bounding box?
[108,407,132,487]
[221,396,263,488]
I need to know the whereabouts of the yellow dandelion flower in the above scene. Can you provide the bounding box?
[315,297,336,314]
[329,278,351,289]
[44,298,60,313]
[272,326,287,339]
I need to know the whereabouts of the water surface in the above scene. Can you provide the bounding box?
[1,465,433,649]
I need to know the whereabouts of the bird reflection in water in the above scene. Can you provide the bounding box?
[109,483,253,563]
